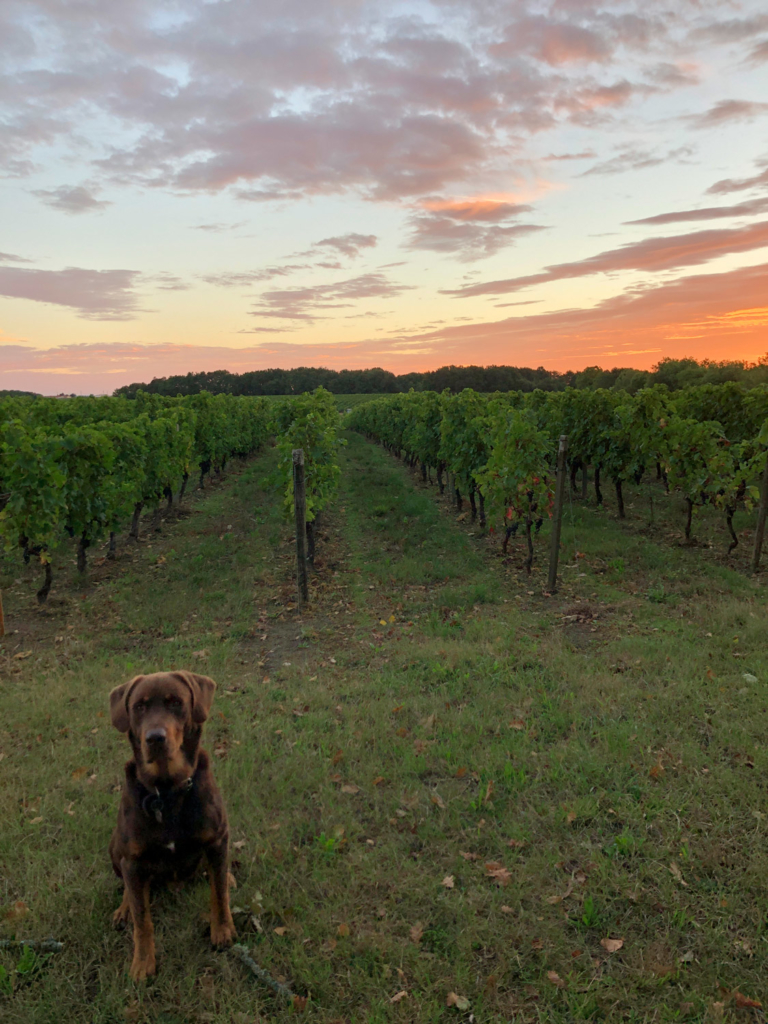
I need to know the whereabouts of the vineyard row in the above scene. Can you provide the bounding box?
[0,389,342,603]
[346,383,768,573]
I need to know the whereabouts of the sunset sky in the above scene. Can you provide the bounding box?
[2,0,768,394]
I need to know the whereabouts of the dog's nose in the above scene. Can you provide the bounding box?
[145,728,167,745]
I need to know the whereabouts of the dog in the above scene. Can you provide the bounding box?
[108,671,236,980]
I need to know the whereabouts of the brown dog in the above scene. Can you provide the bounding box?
[108,671,236,980]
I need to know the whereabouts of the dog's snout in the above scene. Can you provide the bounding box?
[145,727,167,744]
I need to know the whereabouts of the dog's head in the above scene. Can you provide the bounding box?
[109,671,216,784]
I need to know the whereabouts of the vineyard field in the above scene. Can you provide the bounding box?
[1,426,766,1022]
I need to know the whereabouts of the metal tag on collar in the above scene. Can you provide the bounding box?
[140,787,164,823]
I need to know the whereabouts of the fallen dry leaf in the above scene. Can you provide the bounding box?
[459,851,480,861]
[442,875,455,889]
[669,862,688,886]
[446,992,470,1010]
[372,776,385,786]
[733,991,762,1009]
[390,990,408,1003]
[507,838,527,849]
[430,792,446,809]
[331,749,344,765]
[13,651,32,660]
[192,649,209,659]
[291,995,308,1012]
[600,937,624,954]
[531,938,543,951]
[337,922,350,937]
[340,784,360,794]
[71,767,89,781]
[29,816,43,825]
[547,971,566,989]
[273,926,288,936]
[409,922,424,944]
[509,719,525,730]
[500,905,513,914]
[455,766,467,778]
[485,862,512,887]
[4,900,29,923]
[483,779,495,803]
[231,839,247,850]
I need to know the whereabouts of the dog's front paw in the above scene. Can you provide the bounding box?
[113,903,131,930]
[129,951,156,982]
[210,918,237,948]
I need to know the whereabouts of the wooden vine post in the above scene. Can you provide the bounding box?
[547,435,569,594]
[292,449,309,609]
[751,449,768,574]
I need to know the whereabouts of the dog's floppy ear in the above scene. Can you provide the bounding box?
[109,676,144,733]
[174,671,216,724]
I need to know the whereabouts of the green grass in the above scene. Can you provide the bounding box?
[1,434,767,1022]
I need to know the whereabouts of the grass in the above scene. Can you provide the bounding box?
[1,433,767,1023]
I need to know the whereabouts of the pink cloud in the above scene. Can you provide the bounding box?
[626,196,768,225]
[445,219,768,297]
[406,197,543,260]
[0,0,731,204]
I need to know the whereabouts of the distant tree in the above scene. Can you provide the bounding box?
[114,356,768,398]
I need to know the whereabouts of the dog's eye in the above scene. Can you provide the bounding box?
[134,702,146,713]
[165,696,182,707]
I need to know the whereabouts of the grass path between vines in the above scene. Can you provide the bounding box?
[1,430,767,1023]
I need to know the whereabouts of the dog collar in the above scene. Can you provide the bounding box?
[140,774,194,824]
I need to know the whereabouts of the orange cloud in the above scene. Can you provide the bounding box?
[4,263,767,393]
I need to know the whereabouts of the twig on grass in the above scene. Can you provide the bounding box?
[230,943,307,1010]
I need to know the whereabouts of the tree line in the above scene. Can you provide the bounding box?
[111,357,768,399]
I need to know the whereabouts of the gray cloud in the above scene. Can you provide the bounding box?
[580,144,693,176]
[688,99,768,129]
[692,16,768,43]
[250,271,413,322]
[193,221,246,232]
[707,164,768,194]
[314,233,378,258]
[31,184,111,214]
[0,251,34,263]
[201,265,310,288]
[0,266,142,319]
